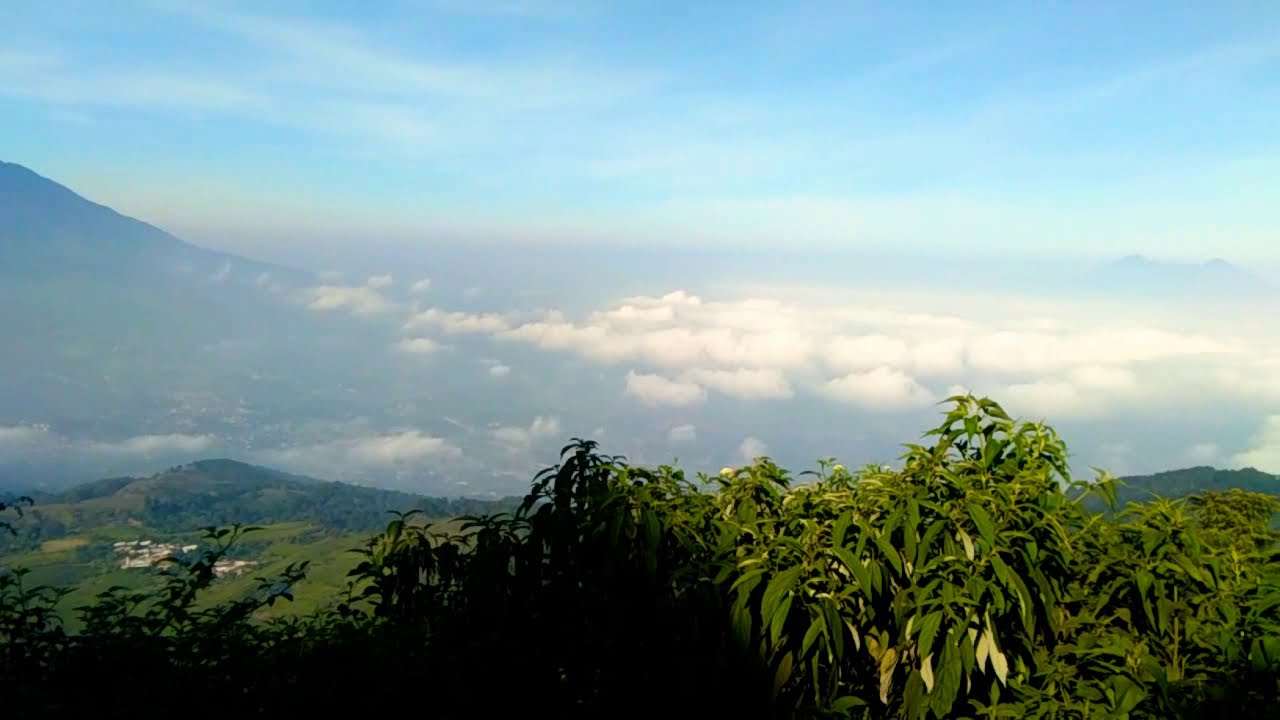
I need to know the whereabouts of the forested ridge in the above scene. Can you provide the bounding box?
[2,396,1278,719]
[0,458,518,552]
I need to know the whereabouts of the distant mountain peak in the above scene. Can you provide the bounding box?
[1090,254,1273,298]
[1,159,311,283]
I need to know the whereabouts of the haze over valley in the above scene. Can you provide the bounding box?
[3,1,1280,495]
[2,160,1278,495]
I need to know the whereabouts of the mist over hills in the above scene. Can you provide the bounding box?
[2,160,1279,495]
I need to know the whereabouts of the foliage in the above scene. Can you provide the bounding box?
[1,396,1277,719]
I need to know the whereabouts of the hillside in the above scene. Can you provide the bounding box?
[5,458,517,547]
[0,459,518,623]
[1115,465,1279,504]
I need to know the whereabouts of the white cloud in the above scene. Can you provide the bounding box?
[404,307,510,333]
[739,436,768,462]
[255,272,273,288]
[667,424,697,444]
[257,430,462,478]
[488,363,511,378]
[0,422,215,456]
[0,424,55,451]
[305,284,394,315]
[1234,416,1280,473]
[826,334,911,372]
[209,261,232,282]
[681,368,793,400]
[393,337,443,355]
[996,380,1093,419]
[410,276,432,293]
[367,274,394,289]
[1187,442,1220,464]
[965,328,1228,375]
[463,284,1280,422]
[824,367,935,410]
[624,371,706,407]
[490,415,562,449]
[88,433,217,457]
[0,424,216,459]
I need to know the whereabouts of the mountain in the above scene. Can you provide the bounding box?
[4,459,519,546]
[0,162,437,490]
[1115,465,1279,504]
[0,459,520,623]
[0,161,305,282]
[1086,254,1275,299]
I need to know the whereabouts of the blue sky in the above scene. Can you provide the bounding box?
[2,0,1279,262]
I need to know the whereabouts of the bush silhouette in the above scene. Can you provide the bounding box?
[2,395,1277,719]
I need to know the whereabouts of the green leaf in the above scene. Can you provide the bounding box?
[802,615,824,659]
[773,651,795,698]
[879,646,898,704]
[966,502,996,547]
[823,596,846,660]
[832,510,853,547]
[1107,675,1146,715]
[1135,570,1153,599]
[760,565,804,627]
[832,546,872,598]
[872,532,904,575]
[916,519,947,569]
[931,642,962,716]
[770,593,794,649]
[957,529,976,562]
[916,611,943,657]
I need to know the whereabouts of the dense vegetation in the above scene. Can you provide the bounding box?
[2,396,1278,719]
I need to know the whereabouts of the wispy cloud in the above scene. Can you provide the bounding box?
[738,436,768,463]
[624,371,706,407]
[0,424,217,461]
[256,430,462,480]
[305,284,396,315]
[490,415,561,450]
[1235,416,1280,473]
[154,0,659,109]
[393,337,444,355]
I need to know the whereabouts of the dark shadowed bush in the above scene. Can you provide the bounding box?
[2,396,1277,719]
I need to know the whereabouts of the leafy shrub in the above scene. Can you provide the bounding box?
[1,396,1277,719]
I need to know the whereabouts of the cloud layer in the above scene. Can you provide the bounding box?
[405,285,1276,422]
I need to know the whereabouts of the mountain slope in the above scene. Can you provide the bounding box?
[1115,465,1279,504]
[0,162,416,489]
[11,459,517,542]
[0,161,305,281]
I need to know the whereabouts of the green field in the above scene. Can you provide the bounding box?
[3,522,383,626]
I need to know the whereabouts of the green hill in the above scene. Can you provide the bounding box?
[8,458,516,543]
[1115,465,1279,504]
[0,459,518,624]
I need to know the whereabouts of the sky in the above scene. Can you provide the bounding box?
[2,0,1279,263]
[2,2,1280,491]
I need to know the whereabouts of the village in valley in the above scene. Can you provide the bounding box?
[112,539,258,577]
